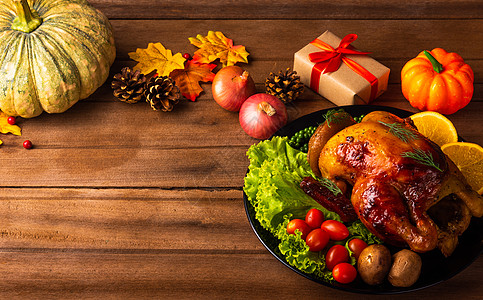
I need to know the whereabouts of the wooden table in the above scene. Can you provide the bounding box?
[1,0,481,298]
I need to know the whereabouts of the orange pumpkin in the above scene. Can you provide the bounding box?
[401,48,474,115]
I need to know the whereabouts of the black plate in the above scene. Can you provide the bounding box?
[243,105,483,294]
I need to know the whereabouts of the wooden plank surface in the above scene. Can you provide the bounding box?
[89,0,483,20]
[0,188,261,250]
[0,251,481,299]
[111,20,483,60]
[0,0,482,298]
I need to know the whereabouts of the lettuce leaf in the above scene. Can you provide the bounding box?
[275,215,333,281]
[347,221,383,245]
[243,136,380,281]
[244,136,340,233]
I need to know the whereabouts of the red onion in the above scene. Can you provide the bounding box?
[239,93,288,139]
[212,66,256,112]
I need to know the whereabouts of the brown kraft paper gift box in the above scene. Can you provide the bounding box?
[293,30,390,105]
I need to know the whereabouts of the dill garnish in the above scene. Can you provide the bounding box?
[318,177,342,196]
[323,109,349,128]
[378,121,418,143]
[401,148,443,172]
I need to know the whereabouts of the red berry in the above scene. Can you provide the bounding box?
[7,116,16,125]
[23,140,32,149]
[182,53,191,60]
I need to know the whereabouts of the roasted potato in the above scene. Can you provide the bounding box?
[388,249,422,287]
[357,244,391,285]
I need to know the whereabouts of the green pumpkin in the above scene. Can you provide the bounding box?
[0,0,116,118]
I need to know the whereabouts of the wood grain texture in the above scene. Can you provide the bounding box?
[0,188,263,250]
[88,0,483,20]
[0,251,480,298]
[111,19,483,61]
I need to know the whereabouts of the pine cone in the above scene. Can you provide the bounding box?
[111,67,147,103]
[265,68,304,103]
[145,76,181,112]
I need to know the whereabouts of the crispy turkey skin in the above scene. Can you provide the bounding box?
[307,110,483,256]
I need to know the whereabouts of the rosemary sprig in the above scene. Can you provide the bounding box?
[378,121,418,143]
[318,177,342,196]
[323,109,348,128]
[401,148,443,172]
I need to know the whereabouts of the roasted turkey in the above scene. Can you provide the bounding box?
[306,110,483,256]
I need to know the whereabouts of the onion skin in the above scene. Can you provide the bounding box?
[239,93,288,139]
[212,66,256,112]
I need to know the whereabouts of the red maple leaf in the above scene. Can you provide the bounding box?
[169,60,216,101]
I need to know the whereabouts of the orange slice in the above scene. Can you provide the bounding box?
[410,111,458,147]
[441,142,483,195]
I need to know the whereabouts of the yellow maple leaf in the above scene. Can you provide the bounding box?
[128,43,186,76]
[0,112,21,136]
[189,31,249,67]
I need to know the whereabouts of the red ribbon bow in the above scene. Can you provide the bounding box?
[309,34,370,74]
[308,34,379,101]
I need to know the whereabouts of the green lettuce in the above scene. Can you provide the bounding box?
[243,136,380,281]
[244,136,341,233]
[347,221,383,246]
[276,215,333,281]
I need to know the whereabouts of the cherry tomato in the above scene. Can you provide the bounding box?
[348,238,368,259]
[321,220,349,241]
[332,263,357,284]
[305,208,325,229]
[286,219,311,240]
[305,228,330,252]
[325,244,349,270]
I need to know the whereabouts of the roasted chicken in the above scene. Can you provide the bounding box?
[306,110,483,256]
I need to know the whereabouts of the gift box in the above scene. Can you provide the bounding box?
[293,30,390,105]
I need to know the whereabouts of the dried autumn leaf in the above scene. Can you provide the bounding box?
[169,60,216,101]
[128,43,186,76]
[189,31,249,67]
[0,112,21,136]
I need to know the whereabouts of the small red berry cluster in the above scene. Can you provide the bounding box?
[6,116,32,149]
